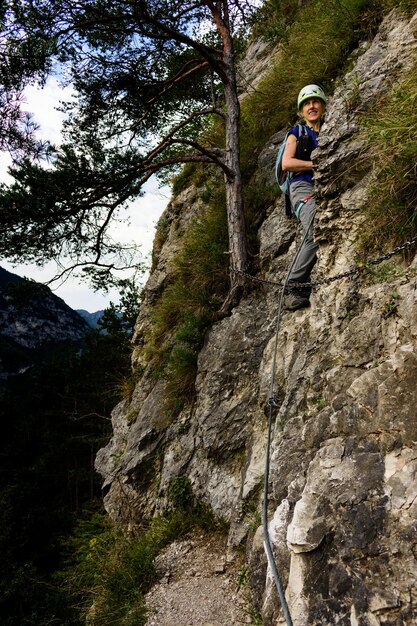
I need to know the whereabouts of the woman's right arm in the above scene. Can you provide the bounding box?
[282,133,313,173]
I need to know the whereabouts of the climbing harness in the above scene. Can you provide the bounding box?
[293,194,313,219]
[257,229,417,626]
[261,211,316,626]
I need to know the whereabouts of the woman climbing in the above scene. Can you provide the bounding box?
[282,84,326,311]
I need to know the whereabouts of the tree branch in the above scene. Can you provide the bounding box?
[128,59,213,135]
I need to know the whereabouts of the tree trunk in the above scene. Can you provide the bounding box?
[224,79,247,279]
[214,1,247,315]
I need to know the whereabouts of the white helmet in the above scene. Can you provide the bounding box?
[297,84,327,110]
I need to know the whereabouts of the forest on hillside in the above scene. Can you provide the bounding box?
[0,287,138,624]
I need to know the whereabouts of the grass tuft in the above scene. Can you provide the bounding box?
[144,185,229,414]
[357,62,417,255]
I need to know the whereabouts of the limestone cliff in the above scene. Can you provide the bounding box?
[96,9,417,625]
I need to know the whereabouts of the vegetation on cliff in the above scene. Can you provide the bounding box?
[0,1,416,624]
[59,477,217,626]
[89,3,417,623]
[358,60,417,252]
[143,0,417,415]
[0,0,262,293]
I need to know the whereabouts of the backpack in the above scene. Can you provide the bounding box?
[275,124,313,217]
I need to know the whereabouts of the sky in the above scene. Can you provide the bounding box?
[0,78,170,312]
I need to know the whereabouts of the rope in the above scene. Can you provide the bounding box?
[262,210,315,626]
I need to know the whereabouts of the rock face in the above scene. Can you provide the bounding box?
[96,10,417,626]
[0,266,89,378]
[0,267,89,349]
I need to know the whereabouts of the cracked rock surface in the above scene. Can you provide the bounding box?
[96,9,417,626]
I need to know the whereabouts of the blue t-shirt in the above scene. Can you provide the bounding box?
[288,124,319,185]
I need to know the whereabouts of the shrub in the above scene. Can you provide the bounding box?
[168,475,195,510]
[59,500,217,625]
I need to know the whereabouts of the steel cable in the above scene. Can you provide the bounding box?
[262,209,316,626]
[231,235,417,290]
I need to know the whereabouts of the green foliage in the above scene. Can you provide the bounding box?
[144,186,230,413]
[248,608,264,626]
[171,163,199,196]
[0,351,109,624]
[252,0,300,42]
[60,498,217,625]
[365,262,403,284]
[240,0,384,177]
[236,565,263,624]
[373,0,417,14]
[170,0,410,212]
[169,0,396,259]
[0,14,54,160]
[0,146,149,288]
[0,0,255,286]
[59,514,150,626]
[382,291,400,318]
[99,279,141,336]
[168,475,195,510]
[357,62,417,253]
[152,215,172,271]
[164,314,208,412]
[141,0,408,414]
[2,2,414,622]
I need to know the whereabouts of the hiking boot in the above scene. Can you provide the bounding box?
[284,291,310,311]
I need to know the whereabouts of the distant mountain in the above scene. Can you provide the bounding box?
[0,266,90,378]
[76,309,105,329]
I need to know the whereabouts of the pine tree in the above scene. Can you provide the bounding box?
[0,1,259,308]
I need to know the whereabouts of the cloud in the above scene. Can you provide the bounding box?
[23,78,73,145]
[112,185,170,250]
[0,78,170,311]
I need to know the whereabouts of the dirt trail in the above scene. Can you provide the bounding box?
[144,531,252,626]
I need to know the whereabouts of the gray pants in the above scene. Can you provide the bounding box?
[288,180,319,289]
